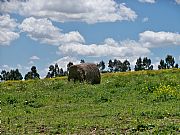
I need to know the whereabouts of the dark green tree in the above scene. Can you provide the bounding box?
[108,59,113,72]
[143,57,153,70]
[49,65,55,78]
[67,62,73,73]
[165,55,175,68]
[24,72,33,80]
[135,57,144,71]
[158,55,178,70]
[158,59,166,69]
[46,72,51,78]
[59,68,64,76]
[9,69,23,80]
[24,66,40,80]
[110,59,122,72]
[135,57,153,71]
[46,63,64,78]
[121,60,131,72]
[97,60,105,71]
[1,70,7,81]
[80,59,85,63]
[108,59,131,72]
[54,63,60,77]
[175,64,179,68]
[116,60,123,72]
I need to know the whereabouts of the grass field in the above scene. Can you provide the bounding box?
[1,69,180,134]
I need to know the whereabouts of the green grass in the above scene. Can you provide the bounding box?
[1,69,180,134]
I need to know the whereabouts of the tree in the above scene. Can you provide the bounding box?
[175,64,179,68]
[24,72,33,80]
[165,55,175,68]
[46,72,51,78]
[54,63,60,77]
[97,60,105,71]
[67,62,73,73]
[108,59,113,72]
[116,60,123,72]
[158,55,178,70]
[59,68,64,76]
[46,63,65,78]
[49,65,55,78]
[80,59,85,63]
[107,59,131,72]
[24,66,40,80]
[0,69,22,81]
[113,59,119,72]
[143,57,153,70]
[10,69,23,80]
[135,57,144,71]
[135,57,153,71]
[1,70,7,81]
[121,60,131,72]
[158,59,166,69]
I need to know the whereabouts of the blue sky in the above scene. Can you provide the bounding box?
[0,0,180,77]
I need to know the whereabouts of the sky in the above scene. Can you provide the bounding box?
[0,0,180,77]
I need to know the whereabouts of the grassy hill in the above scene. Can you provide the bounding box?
[1,69,180,134]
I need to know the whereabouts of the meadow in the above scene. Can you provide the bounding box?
[1,69,180,134]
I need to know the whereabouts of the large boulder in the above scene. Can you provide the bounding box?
[68,63,101,84]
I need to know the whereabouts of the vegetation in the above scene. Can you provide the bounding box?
[0,54,179,81]
[0,69,23,81]
[97,60,106,71]
[135,57,153,71]
[158,55,179,69]
[46,63,65,78]
[24,66,40,80]
[1,69,180,134]
[107,59,131,72]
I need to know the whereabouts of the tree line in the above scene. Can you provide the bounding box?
[0,55,179,81]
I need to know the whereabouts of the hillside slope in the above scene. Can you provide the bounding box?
[1,69,180,134]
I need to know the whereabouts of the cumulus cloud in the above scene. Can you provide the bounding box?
[0,0,137,23]
[52,56,79,71]
[19,17,85,45]
[142,17,149,23]
[175,0,180,4]
[1,64,12,71]
[30,55,40,60]
[58,39,150,58]
[28,61,34,65]
[0,14,19,45]
[0,64,31,77]
[139,31,180,48]
[138,0,156,3]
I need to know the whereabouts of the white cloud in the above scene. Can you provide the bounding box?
[19,17,85,45]
[30,55,40,60]
[0,14,17,30]
[0,0,137,23]
[139,31,180,48]
[52,56,80,71]
[0,14,19,45]
[58,39,150,58]
[40,56,80,78]
[1,64,12,71]
[138,0,156,3]
[0,64,49,79]
[28,61,34,65]
[142,17,149,23]
[0,64,30,77]
[175,0,180,4]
